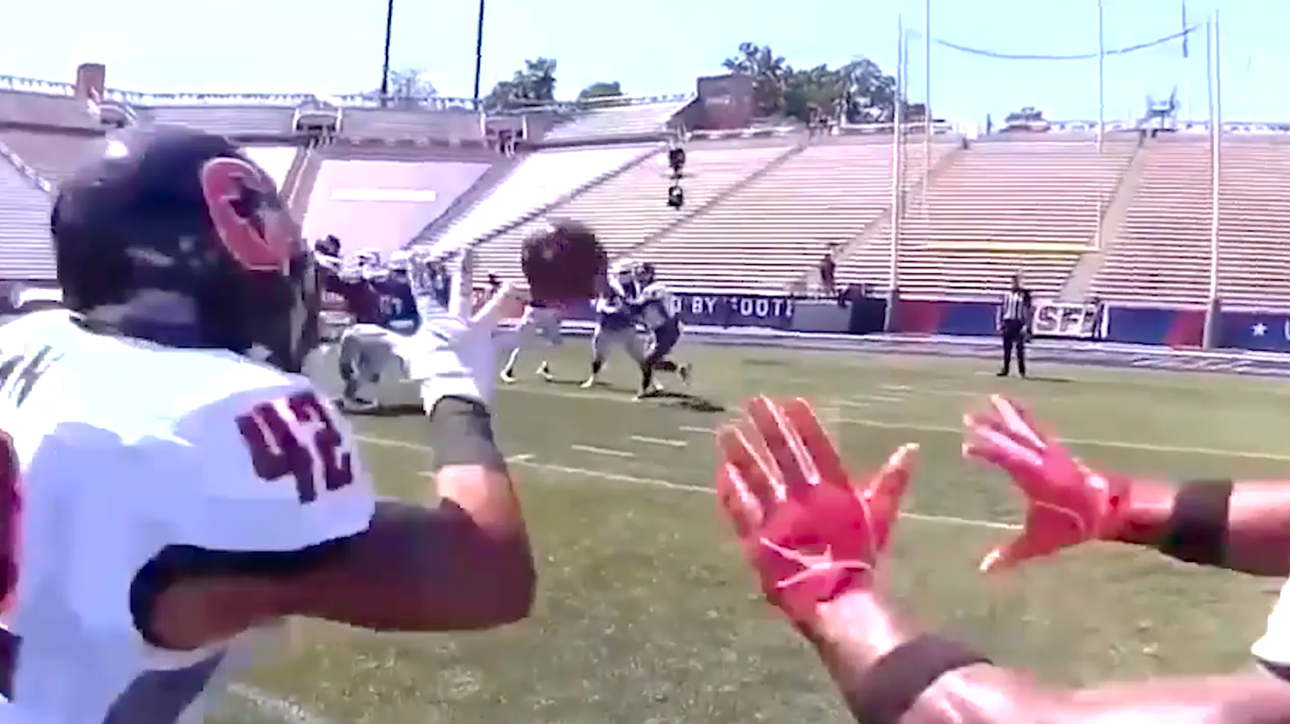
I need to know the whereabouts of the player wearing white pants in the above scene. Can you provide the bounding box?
[500,301,563,383]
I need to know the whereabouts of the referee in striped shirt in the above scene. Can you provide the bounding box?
[997,273,1033,378]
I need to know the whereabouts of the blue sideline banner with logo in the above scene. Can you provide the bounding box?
[671,293,798,330]
[1029,300,1107,340]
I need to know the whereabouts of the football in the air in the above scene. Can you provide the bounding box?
[521,220,608,303]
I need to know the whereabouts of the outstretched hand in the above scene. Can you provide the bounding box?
[963,395,1129,572]
[412,264,522,409]
[716,396,918,624]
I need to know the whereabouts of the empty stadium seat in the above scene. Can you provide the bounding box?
[477,141,793,280]
[1214,140,1290,308]
[840,137,1136,298]
[543,100,689,141]
[1091,138,1211,306]
[1093,136,1290,309]
[0,130,103,186]
[0,160,55,280]
[430,145,659,257]
[645,138,948,289]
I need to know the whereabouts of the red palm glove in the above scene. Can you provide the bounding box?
[715,396,918,624]
[963,395,1130,572]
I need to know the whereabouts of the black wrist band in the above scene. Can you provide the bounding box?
[849,634,991,724]
[1158,479,1232,566]
[426,396,507,473]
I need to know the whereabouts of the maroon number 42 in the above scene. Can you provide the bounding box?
[236,391,354,503]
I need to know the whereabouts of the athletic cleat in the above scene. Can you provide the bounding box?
[580,376,597,389]
[537,363,554,382]
[340,396,378,413]
[500,369,517,384]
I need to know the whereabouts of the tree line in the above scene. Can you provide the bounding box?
[376,41,924,125]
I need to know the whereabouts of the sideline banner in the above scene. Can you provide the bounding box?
[1029,300,1106,340]
[469,288,799,330]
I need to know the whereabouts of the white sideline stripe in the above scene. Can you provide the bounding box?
[364,435,1021,532]
[630,435,687,448]
[500,385,1290,462]
[571,444,635,458]
[849,394,905,403]
[229,684,333,724]
[512,460,1021,532]
[835,399,871,408]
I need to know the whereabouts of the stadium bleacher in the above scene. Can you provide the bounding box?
[4,65,1290,316]
[0,157,54,280]
[0,129,103,185]
[480,140,797,283]
[541,96,691,141]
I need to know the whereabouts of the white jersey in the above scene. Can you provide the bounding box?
[0,310,376,724]
[635,282,676,330]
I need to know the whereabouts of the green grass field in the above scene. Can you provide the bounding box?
[214,343,1290,724]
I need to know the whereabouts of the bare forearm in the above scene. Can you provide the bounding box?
[802,591,1049,724]
[291,499,533,631]
[1112,478,1290,576]
[807,591,1290,724]
[291,397,534,631]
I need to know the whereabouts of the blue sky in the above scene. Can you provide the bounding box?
[0,0,1279,125]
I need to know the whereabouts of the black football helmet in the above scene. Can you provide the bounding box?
[52,126,320,372]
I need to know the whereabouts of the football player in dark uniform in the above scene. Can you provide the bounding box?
[582,262,647,389]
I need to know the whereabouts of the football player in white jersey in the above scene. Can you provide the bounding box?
[0,127,535,724]
[499,297,563,384]
[581,263,647,389]
[714,394,1290,724]
[629,262,691,400]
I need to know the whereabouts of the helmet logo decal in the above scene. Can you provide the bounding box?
[199,157,297,273]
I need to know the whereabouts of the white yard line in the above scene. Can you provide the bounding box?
[847,394,906,403]
[570,444,635,458]
[679,425,713,435]
[511,459,1019,532]
[834,399,871,408]
[228,684,334,724]
[498,385,1290,462]
[629,435,687,448]
[364,435,1020,532]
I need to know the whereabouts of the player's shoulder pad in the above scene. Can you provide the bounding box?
[0,308,72,343]
[161,365,375,553]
